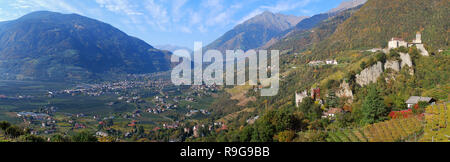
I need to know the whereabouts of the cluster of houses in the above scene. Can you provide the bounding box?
[246,116,260,124]
[16,110,59,135]
[188,122,227,138]
[145,96,179,114]
[163,122,180,129]
[121,110,142,118]
[146,107,168,114]
[308,60,339,66]
[118,96,144,104]
[17,112,50,120]
[74,123,87,129]
[185,109,210,117]
[53,74,174,100]
[191,84,219,91]
[0,94,35,100]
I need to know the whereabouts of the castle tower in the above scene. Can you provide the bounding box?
[413,32,422,44]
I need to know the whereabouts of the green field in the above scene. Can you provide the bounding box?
[0,80,137,122]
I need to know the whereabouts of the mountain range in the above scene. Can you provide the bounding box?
[204,11,308,52]
[0,11,172,81]
[327,0,367,13]
[268,6,362,54]
[204,0,369,52]
[155,44,192,57]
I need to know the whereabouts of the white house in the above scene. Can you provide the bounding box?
[326,60,338,65]
[405,96,435,108]
[96,131,108,137]
[388,38,408,49]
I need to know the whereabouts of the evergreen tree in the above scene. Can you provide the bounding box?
[0,121,11,131]
[299,97,322,121]
[71,131,98,142]
[326,89,339,108]
[361,85,390,125]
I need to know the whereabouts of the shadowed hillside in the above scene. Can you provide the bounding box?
[0,11,172,81]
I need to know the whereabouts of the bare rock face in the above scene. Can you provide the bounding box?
[295,90,308,107]
[336,81,354,103]
[416,44,429,56]
[356,61,383,86]
[384,60,401,72]
[399,53,414,75]
[399,53,413,68]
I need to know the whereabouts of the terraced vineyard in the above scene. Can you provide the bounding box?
[420,103,450,142]
[0,132,11,142]
[327,117,423,142]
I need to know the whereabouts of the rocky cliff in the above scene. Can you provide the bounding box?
[384,60,401,72]
[336,81,354,103]
[357,53,414,87]
[399,52,415,75]
[356,62,384,86]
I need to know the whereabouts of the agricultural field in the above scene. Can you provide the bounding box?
[327,117,423,142]
[420,103,450,142]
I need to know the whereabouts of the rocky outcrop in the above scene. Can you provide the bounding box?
[416,44,429,56]
[399,53,414,75]
[384,60,401,72]
[356,61,383,86]
[399,53,413,68]
[336,81,354,103]
[295,90,308,107]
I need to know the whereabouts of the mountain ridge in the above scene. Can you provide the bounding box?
[327,0,367,13]
[205,11,308,52]
[0,11,172,81]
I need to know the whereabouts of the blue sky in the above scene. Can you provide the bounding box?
[0,0,345,49]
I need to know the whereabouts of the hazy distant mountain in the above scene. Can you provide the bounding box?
[260,12,340,50]
[268,6,362,53]
[205,11,308,52]
[0,11,172,81]
[155,44,192,57]
[328,0,367,13]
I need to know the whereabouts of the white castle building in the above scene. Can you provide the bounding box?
[295,90,308,107]
[388,38,408,49]
[388,32,429,56]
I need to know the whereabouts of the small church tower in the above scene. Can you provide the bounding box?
[413,32,422,44]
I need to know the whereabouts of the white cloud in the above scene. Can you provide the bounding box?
[189,11,202,25]
[198,24,207,33]
[10,0,83,14]
[202,0,223,10]
[95,0,142,15]
[261,0,312,13]
[145,0,170,26]
[206,11,232,26]
[172,0,188,22]
[179,26,192,33]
